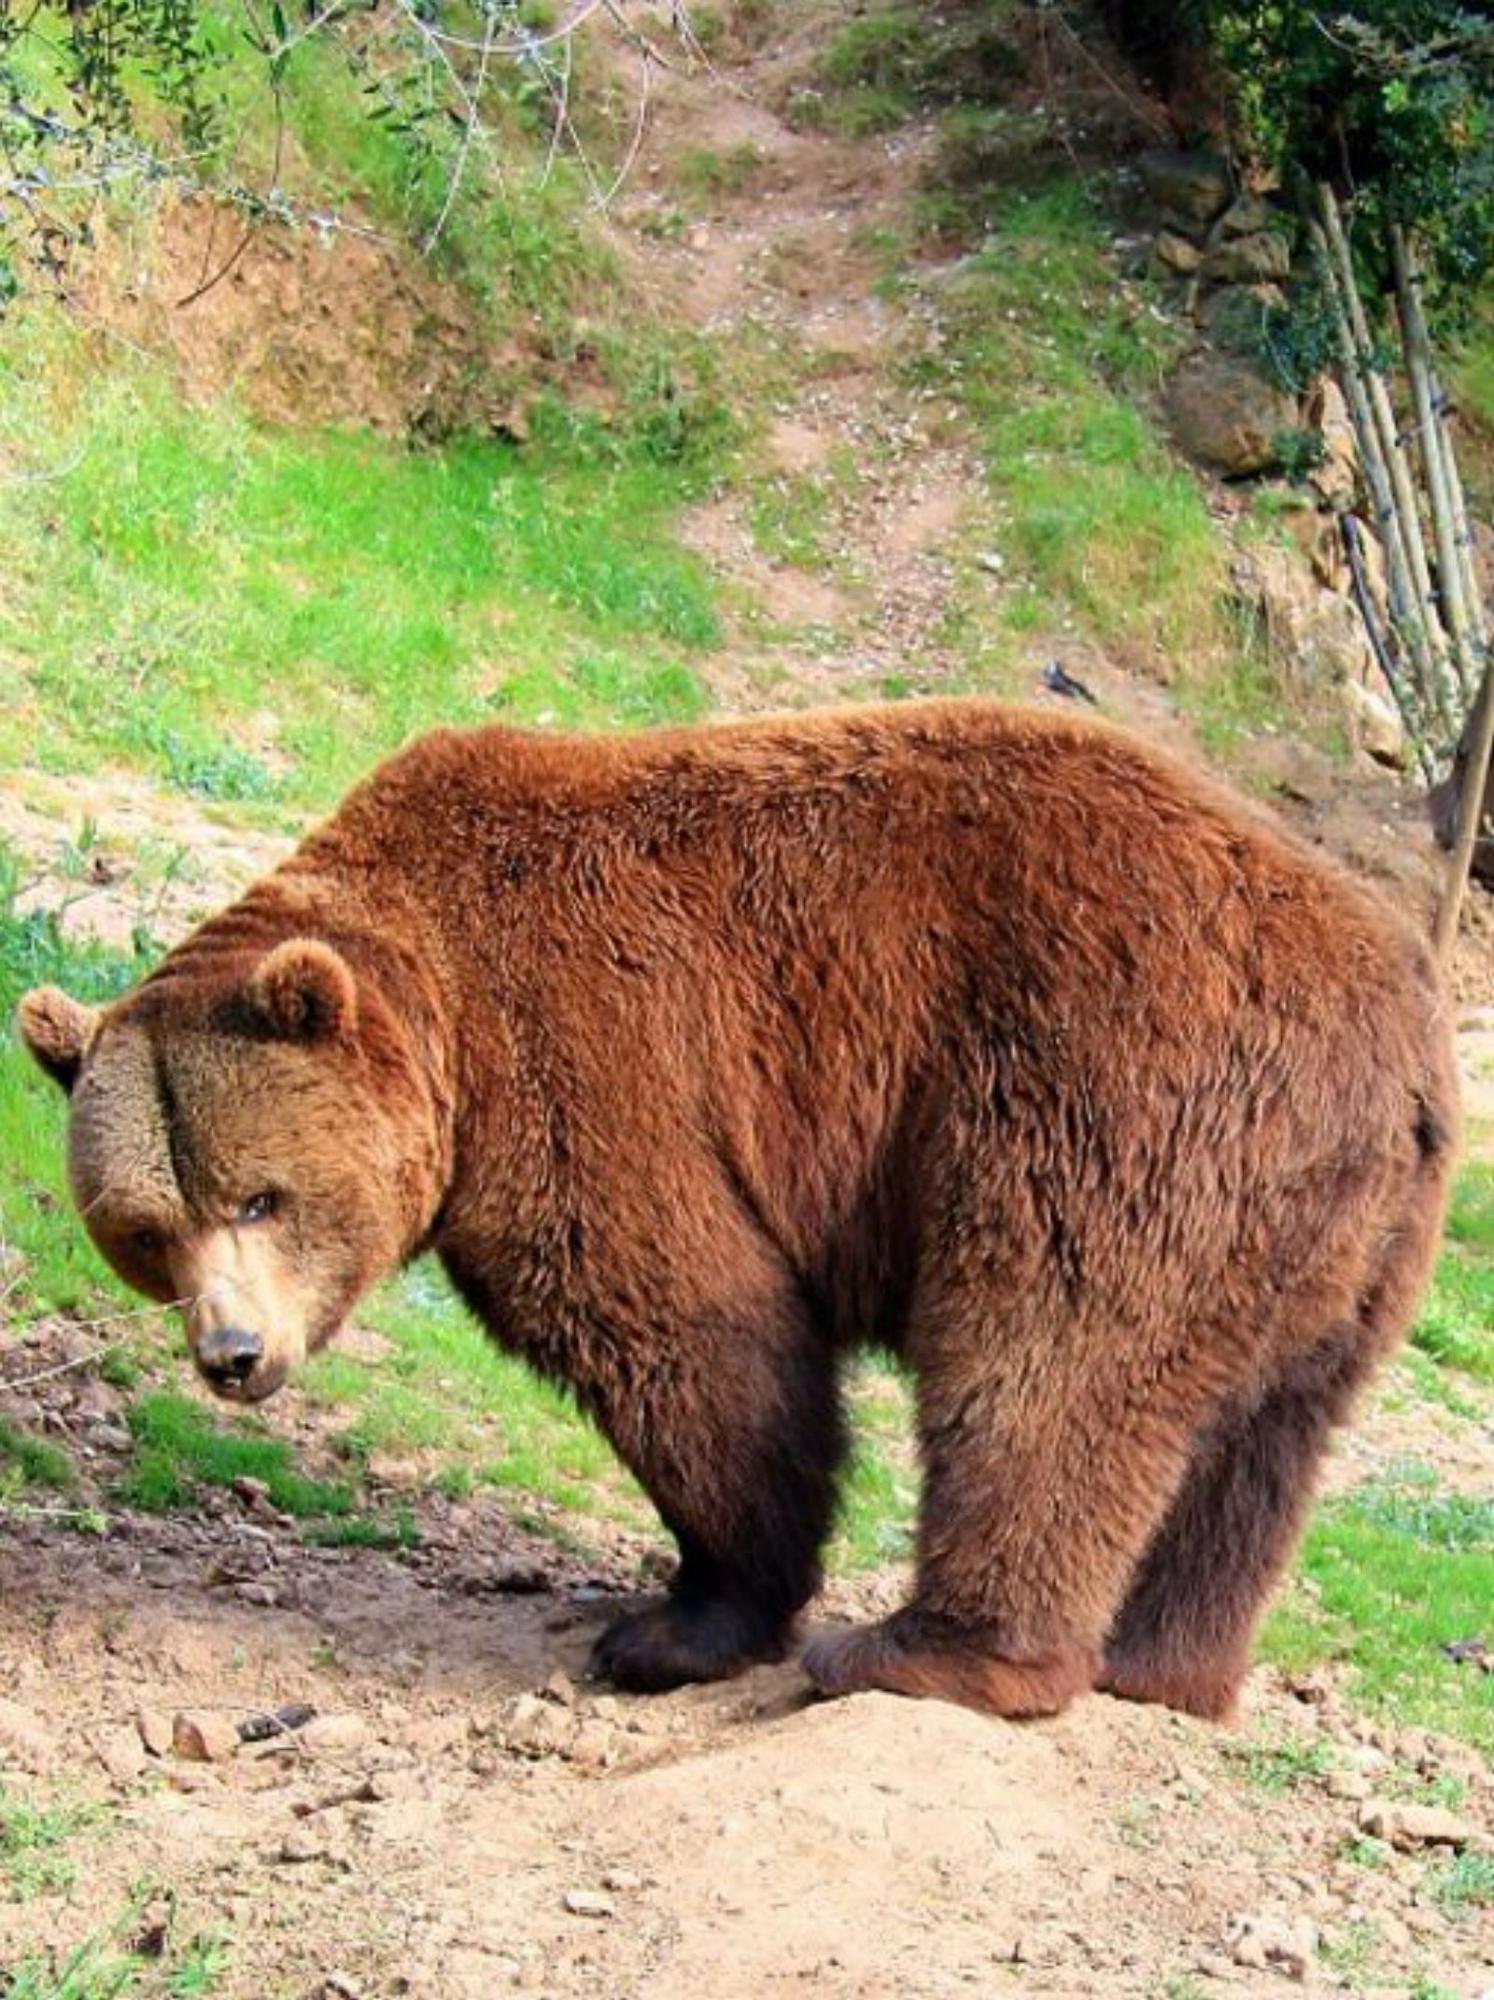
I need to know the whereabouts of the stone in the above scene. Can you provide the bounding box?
[504,1695,573,1760]
[297,1712,372,1757]
[96,1727,148,1787]
[171,1711,240,1763]
[1324,1767,1373,1802]
[1139,147,1231,225]
[0,1699,56,1774]
[570,1721,619,1772]
[1167,351,1296,477]
[1154,230,1203,276]
[1305,376,1358,508]
[1340,681,1405,768]
[1224,1912,1316,1981]
[1201,282,1287,349]
[1220,193,1275,238]
[490,1558,551,1595]
[136,1707,175,1758]
[279,1824,329,1863]
[1357,1800,1478,1849]
[1202,232,1293,284]
[601,1868,643,1892]
[1239,543,1374,690]
[563,1890,616,1919]
[542,1670,578,1709]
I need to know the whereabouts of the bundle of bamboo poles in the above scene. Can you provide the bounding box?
[1308,183,1493,961]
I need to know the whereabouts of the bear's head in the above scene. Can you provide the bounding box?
[17,937,446,1404]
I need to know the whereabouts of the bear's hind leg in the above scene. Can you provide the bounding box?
[1100,1322,1378,1722]
[590,1293,845,1693]
[805,1330,1203,1720]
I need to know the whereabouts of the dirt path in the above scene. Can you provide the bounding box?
[615,29,995,713]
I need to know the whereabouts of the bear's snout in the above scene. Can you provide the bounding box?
[195,1324,271,1398]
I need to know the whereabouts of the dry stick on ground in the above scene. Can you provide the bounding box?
[1390,223,1476,705]
[1316,187,1458,732]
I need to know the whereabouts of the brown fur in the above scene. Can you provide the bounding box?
[18,702,1458,1719]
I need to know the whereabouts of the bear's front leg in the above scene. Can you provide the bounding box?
[586,1299,845,1693]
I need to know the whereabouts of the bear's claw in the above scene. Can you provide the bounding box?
[803,1613,1095,1719]
[590,1598,786,1692]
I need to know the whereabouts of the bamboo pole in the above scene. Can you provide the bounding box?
[1308,217,1437,739]
[1433,357,1490,660]
[1341,514,1436,784]
[1390,222,1475,709]
[1316,185,1458,730]
[1434,659,1494,961]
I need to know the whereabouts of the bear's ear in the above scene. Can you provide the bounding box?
[16,987,101,1093]
[246,939,358,1044]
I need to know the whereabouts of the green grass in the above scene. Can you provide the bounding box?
[678,143,765,202]
[1427,1849,1494,1916]
[1230,1735,1336,1795]
[0,1787,103,1902]
[0,1415,76,1495]
[0,848,157,1317]
[750,472,835,572]
[1413,1160,1494,1380]
[1262,1462,1494,1755]
[0,324,720,813]
[922,179,1235,683]
[302,1263,653,1528]
[1,1904,229,1999]
[120,1391,354,1517]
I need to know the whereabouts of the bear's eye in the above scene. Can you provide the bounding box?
[238,1191,279,1225]
[133,1228,163,1256]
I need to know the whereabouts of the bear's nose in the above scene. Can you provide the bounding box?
[197,1325,264,1387]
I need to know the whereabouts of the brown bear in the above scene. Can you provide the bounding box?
[18,702,1457,1722]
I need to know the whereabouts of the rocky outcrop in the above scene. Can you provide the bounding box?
[1166,350,1296,477]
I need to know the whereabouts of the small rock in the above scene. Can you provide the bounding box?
[1325,1768,1372,1801]
[601,1868,643,1892]
[96,1727,147,1787]
[1201,231,1293,284]
[1224,1913,1316,1981]
[1139,146,1230,225]
[563,1890,615,1920]
[297,1712,372,1757]
[232,1476,272,1505]
[1357,1800,1477,1850]
[491,1559,551,1595]
[1219,193,1275,238]
[0,1698,56,1774]
[1154,229,1203,276]
[1340,681,1405,768]
[505,1695,573,1760]
[235,1581,279,1608]
[570,1721,619,1772]
[542,1670,578,1709]
[279,1824,329,1863]
[171,1711,240,1764]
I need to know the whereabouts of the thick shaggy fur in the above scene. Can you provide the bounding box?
[19,703,1458,1719]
